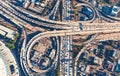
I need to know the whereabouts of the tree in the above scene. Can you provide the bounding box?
[98,0,106,4]
[6,44,15,50]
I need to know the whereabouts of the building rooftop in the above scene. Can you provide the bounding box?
[118,59,120,64]
[0,56,7,76]
[0,41,19,76]
[110,0,115,2]
[0,25,16,40]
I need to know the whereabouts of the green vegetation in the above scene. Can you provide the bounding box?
[13,33,19,43]
[118,73,120,76]
[110,57,116,63]
[4,35,7,39]
[74,7,79,14]
[5,33,19,50]
[7,33,19,43]
[74,7,79,21]
[56,65,60,76]
[98,0,106,3]
[6,44,15,50]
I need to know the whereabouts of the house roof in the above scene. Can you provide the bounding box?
[110,0,115,2]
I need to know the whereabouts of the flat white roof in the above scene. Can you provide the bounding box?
[0,30,6,36]
[118,59,120,64]
[0,56,7,76]
[0,25,16,40]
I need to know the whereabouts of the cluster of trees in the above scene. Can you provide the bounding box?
[6,33,19,50]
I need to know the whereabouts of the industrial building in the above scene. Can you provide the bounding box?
[0,25,17,40]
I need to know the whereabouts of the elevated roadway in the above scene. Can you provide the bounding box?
[1,1,120,31]
[0,1,120,76]
[75,3,96,23]
[1,1,120,30]
[72,31,120,46]
[1,0,96,25]
[0,1,72,30]
[25,28,120,48]
[99,10,120,21]
[45,0,60,18]
[79,1,102,22]
[81,0,120,21]
[72,33,100,46]
[73,32,120,76]
[23,28,120,75]
[0,4,39,32]
[21,36,60,76]
[20,26,28,76]
[74,43,91,76]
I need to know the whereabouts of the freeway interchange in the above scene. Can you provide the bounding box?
[0,0,120,76]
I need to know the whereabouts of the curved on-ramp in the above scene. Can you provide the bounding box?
[23,28,120,75]
[3,0,98,26]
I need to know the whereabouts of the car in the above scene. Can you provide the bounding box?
[10,65,15,74]
[79,23,83,30]
[111,6,120,17]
